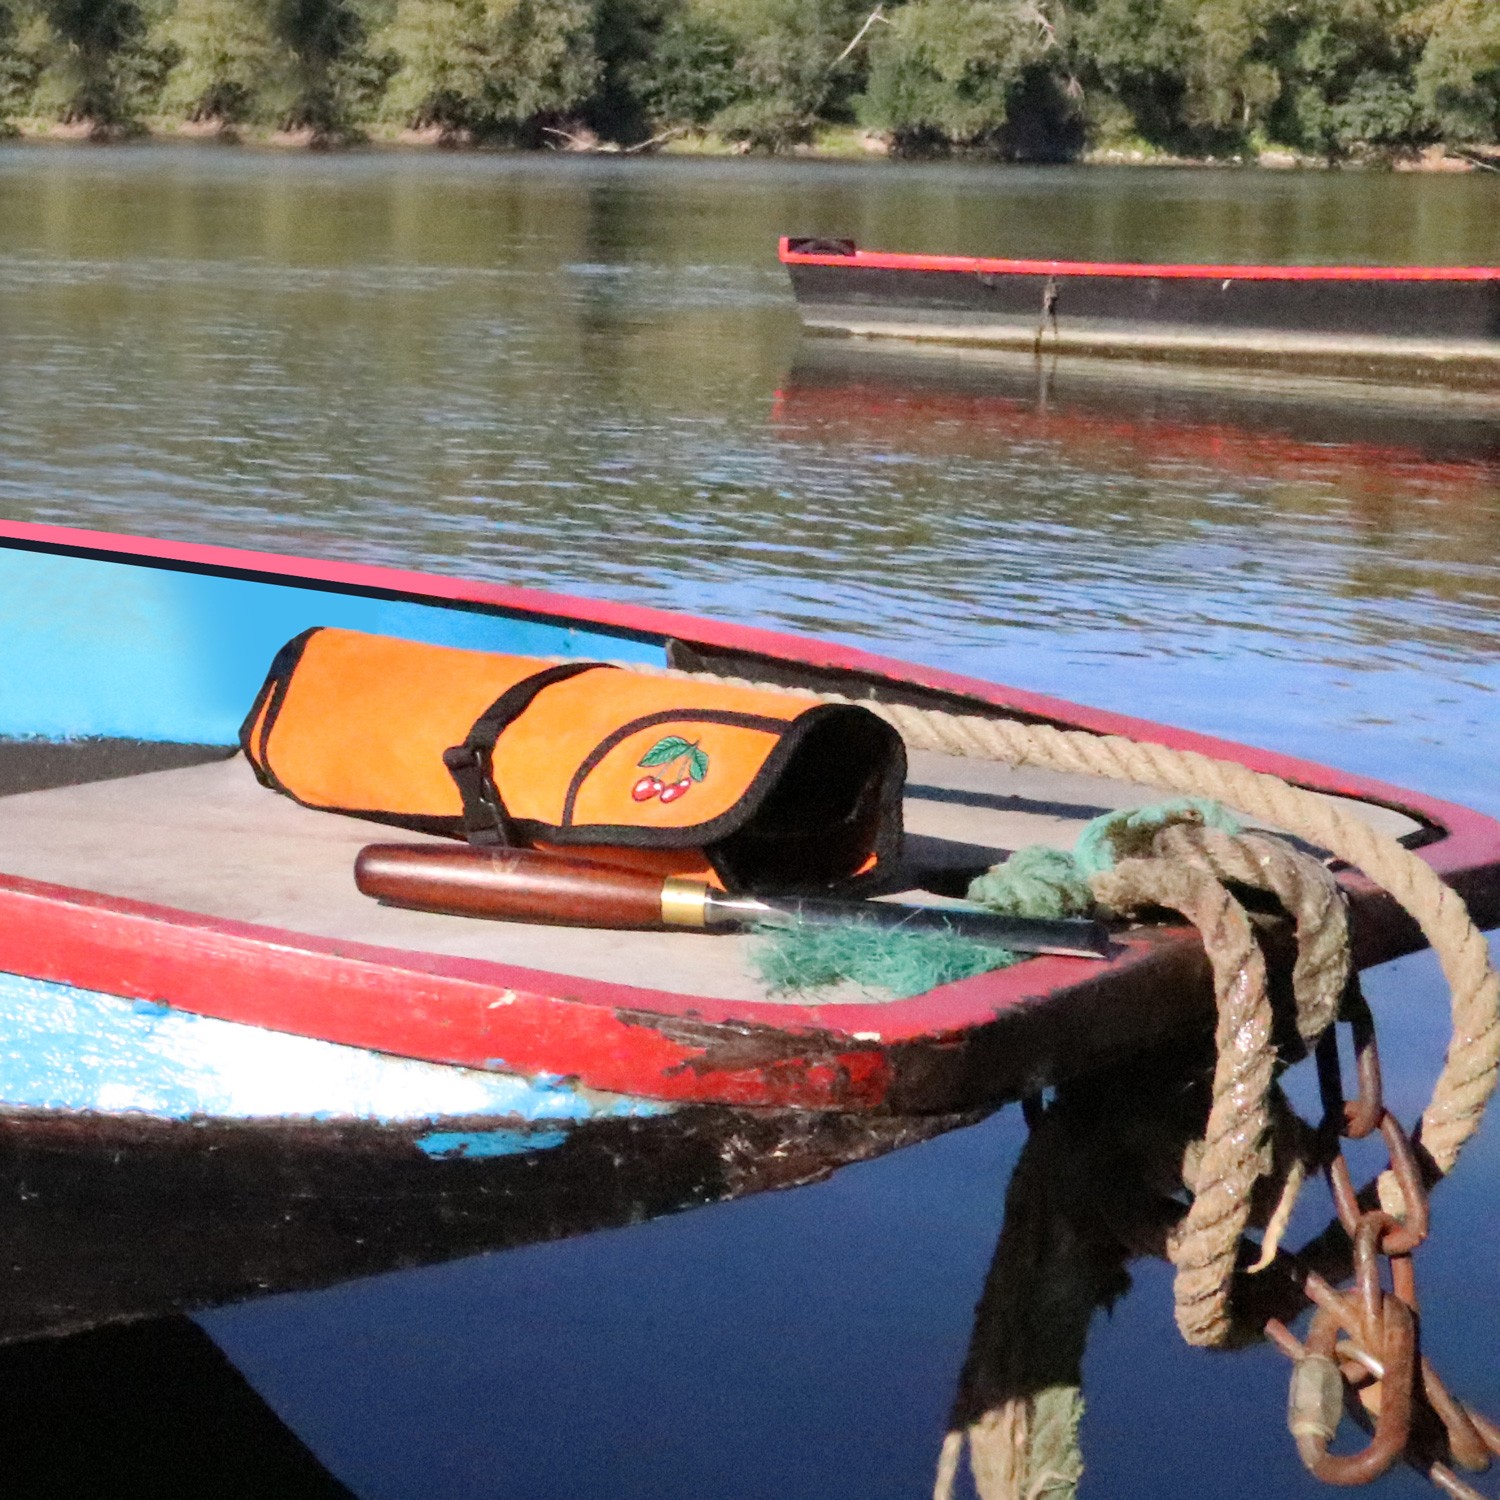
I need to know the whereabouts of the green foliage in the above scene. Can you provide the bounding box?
[380,0,597,136]
[705,0,869,149]
[271,0,377,129]
[0,0,41,117]
[20,0,175,123]
[1069,0,1281,151]
[1414,0,1500,139]
[861,0,1057,150]
[0,0,1495,150]
[584,0,667,138]
[160,0,273,119]
[1269,0,1428,155]
[1067,0,1445,156]
[159,0,384,128]
[628,2,742,129]
[1181,0,1280,132]
[1069,0,1195,144]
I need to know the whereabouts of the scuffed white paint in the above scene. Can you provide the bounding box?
[0,974,671,1124]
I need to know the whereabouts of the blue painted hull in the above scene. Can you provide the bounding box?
[0,1012,963,1343]
[0,972,665,1147]
[0,883,966,1344]
[0,544,660,748]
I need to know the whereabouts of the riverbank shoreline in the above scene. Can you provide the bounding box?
[5,118,1499,173]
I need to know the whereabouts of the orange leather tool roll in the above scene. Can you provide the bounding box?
[241,627,905,896]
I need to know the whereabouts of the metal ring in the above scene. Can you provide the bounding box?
[1295,1297,1415,1486]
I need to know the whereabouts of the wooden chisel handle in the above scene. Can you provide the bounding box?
[353,843,708,929]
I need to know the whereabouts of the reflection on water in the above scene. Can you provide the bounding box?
[2,149,1498,809]
[1,146,1498,1498]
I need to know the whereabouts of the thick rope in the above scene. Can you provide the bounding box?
[926,811,1376,1490]
[1094,826,1352,1342]
[1151,825,1348,1045]
[617,657,1500,1493]
[1090,856,1275,1347]
[615,662,1499,1186]
[858,704,1500,1181]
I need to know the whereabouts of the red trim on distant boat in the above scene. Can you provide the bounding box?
[777,237,1500,283]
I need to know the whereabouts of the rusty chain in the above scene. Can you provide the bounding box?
[1260,982,1500,1496]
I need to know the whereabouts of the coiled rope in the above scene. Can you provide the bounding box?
[1092,825,1344,1347]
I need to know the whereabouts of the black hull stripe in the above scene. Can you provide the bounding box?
[787,264,1500,344]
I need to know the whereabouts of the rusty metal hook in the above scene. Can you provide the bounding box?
[1291,1295,1416,1486]
[1423,1360,1495,1475]
[1318,983,1386,1143]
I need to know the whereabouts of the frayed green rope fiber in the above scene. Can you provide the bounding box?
[750,921,1017,1000]
[1072,796,1242,878]
[750,797,1242,1001]
[967,845,1094,919]
[969,797,1243,916]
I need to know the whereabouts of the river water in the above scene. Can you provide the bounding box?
[0,145,1497,1499]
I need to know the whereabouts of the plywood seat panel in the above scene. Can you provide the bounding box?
[0,753,1422,1005]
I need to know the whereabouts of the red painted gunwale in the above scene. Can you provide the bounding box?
[777,236,1500,283]
[3,517,1499,1112]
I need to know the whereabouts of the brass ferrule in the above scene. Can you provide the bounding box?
[660,876,711,929]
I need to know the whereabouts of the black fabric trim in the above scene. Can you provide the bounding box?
[237,627,324,791]
[445,661,613,846]
[559,708,791,828]
[710,712,906,897]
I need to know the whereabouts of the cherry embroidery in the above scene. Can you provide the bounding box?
[636,737,710,802]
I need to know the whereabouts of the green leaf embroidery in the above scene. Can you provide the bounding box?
[688,747,710,782]
[639,735,692,768]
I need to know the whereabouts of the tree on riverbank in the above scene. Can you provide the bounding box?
[703,0,871,149]
[861,0,1073,155]
[0,0,1495,156]
[10,0,171,128]
[159,0,391,133]
[1415,0,1500,141]
[161,0,275,123]
[379,0,597,139]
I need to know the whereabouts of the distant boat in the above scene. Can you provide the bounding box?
[779,237,1500,383]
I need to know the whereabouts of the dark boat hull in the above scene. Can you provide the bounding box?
[0,1103,966,1346]
[780,239,1500,383]
[0,1317,357,1497]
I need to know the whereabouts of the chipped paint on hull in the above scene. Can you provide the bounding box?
[416,1128,573,1158]
[0,973,673,1125]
